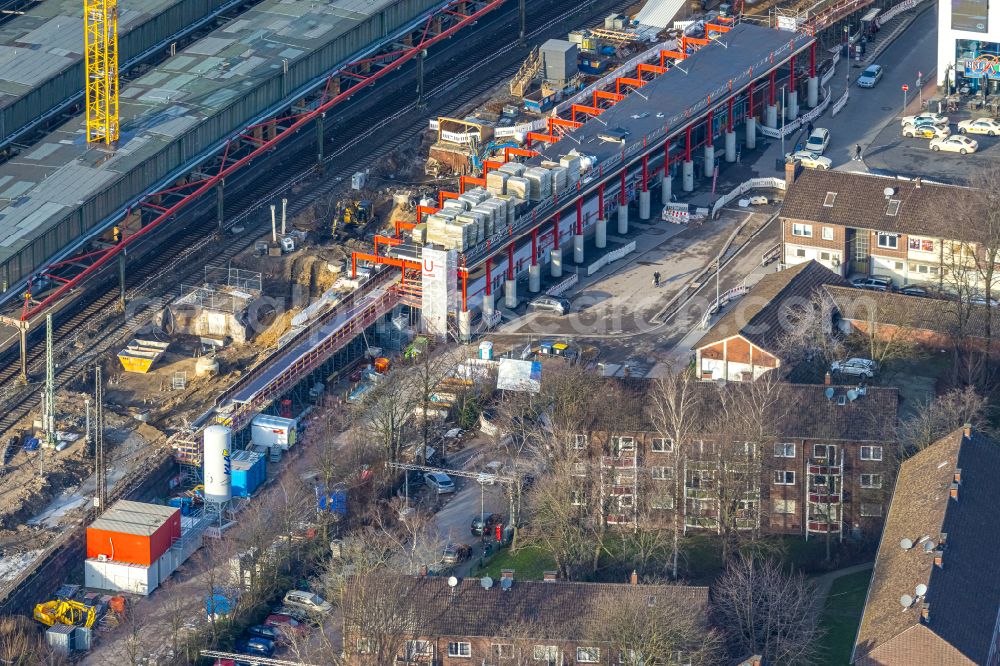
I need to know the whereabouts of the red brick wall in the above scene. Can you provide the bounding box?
[782,217,848,251]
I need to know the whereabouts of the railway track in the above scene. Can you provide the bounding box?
[0,0,632,448]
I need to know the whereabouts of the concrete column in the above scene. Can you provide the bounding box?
[807,76,819,108]
[661,172,672,203]
[766,104,777,129]
[639,190,651,220]
[595,218,607,248]
[528,263,541,292]
[682,160,694,192]
[458,309,472,342]
[745,117,757,150]
[550,247,563,278]
[787,91,799,121]
[482,291,495,319]
[617,203,629,235]
[725,131,737,162]
[703,145,715,178]
[504,279,517,309]
[573,234,584,263]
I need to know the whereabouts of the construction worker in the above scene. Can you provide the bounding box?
[653,271,661,287]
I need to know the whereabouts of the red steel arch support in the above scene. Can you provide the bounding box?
[485,258,492,296]
[789,55,796,91]
[598,183,605,220]
[552,212,560,249]
[810,42,816,78]
[531,229,538,265]
[619,171,627,206]
[706,110,714,143]
[685,126,692,162]
[576,198,583,234]
[641,155,649,192]
[507,244,514,280]
[748,81,755,119]
[769,70,776,106]
[727,97,734,131]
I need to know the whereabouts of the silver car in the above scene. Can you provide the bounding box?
[529,296,571,315]
[857,64,883,88]
[831,358,878,378]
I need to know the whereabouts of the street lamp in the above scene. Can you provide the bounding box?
[844,25,850,90]
[780,85,787,157]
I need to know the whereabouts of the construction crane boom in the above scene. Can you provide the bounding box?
[84,0,119,144]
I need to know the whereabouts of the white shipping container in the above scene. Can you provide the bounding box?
[85,558,159,596]
[251,415,297,449]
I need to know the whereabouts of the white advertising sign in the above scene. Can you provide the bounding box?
[421,246,457,338]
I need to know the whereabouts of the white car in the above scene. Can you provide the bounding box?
[902,124,950,139]
[958,117,1000,136]
[282,590,333,616]
[901,112,949,127]
[856,64,883,88]
[929,135,978,154]
[805,128,831,154]
[831,358,878,378]
[786,150,832,170]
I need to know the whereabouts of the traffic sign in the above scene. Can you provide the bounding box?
[902,84,909,91]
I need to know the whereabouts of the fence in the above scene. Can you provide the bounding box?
[821,50,841,86]
[831,88,850,116]
[756,86,832,140]
[710,177,787,217]
[876,0,930,27]
[700,283,751,329]
[546,273,579,296]
[586,241,637,276]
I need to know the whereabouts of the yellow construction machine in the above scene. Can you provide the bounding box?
[34,599,97,629]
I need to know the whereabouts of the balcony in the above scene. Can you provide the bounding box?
[808,492,841,504]
[807,520,842,533]
[609,485,633,495]
[606,513,635,526]
[603,455,636,468]
[808,464,841,475]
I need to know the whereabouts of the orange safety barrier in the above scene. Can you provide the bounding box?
[570,104,603,122]
[414,206,437,226]
[705,22,732,34]
[615,77,646,95]
[351,251,420,277]
[637,62,667,77]
[482,159,504,175]
[459,175,486,194]
[396,219,419,235]
[659,49,686,66]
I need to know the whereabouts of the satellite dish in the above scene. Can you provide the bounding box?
[915,583,928,597]
[481,576,494,590]
[847,390,858,402]
[448,576,459,588]
[884,187,895,197]
[900,538,914,550]
[900,594,914,609]
[923,540,936,554]
[500,577,513,591]
[825,387,835,400]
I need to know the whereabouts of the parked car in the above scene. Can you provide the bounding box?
[856,64,883,88]
[805,127,831,154]
[957,117,1000,135]
[902,124,950,139]
[850,277,892,292]
[970,294,1000,307]
[246,624,284,645]
[930,135,978,154]
[282,590,333,616]
[424,471,456,494]
[786,150,832,170]
[236,636,275,658]
[831,358,878,378]
[901,112,949,127]
[442,543,473,565]
[529,295,571,315]
[471,513,503,536]
[263,614,306,635]
[899,286,928,297]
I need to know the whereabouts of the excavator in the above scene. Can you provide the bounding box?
[333,199,375,235]
[34,599,97,629]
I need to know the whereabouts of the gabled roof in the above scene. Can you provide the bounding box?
[693,260,849,355]
[342,575,709,640]
[781,170,977,237]
[853,428,1000,664]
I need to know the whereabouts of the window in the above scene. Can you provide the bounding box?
[356,638,372,654]
[613,436,635,452]
[886,199,901,216]
[573,434,588,450]
[877,233,899,249]
[813,444,829,459]
[792,223,813,237]
[774,442,795,458]
[571,489,585,506]
[577,647,601,663]
[823,192,837,207]
[572,462,587,477]
[822,226,835,240]
[860,446,883,461]
[620,648,641,664]
[619,494,635,508]
[909,237,935,252]
[534,645,558,661]
[820,251,831,261]
[651,437,674,453]
[795,248,807,258]
[861,473,883,488]
[448,642,472,658]
[493,643,514,659]
[651,493,675,510]
[772,499,797,514]
[774,471,795,485]
[894,261,904,270]
[860,503,883,517]
[406,640,433,659]
[651,466,673,480]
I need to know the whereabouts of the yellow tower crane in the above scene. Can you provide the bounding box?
[84,0,119,144]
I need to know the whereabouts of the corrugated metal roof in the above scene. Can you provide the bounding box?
[89,500,178,536]
[635,0,687,28]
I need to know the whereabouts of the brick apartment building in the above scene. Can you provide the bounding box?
[780,170,988,292]
[852,426,1000,665]
[568,378,897,540]
[341,572,710,665]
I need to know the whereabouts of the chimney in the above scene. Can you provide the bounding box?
[630,570,638,586]
[824,371,832,386]
[953,469,962,485]
[949,482,959,501]
[921,603,931,623]
[963,422,972,439]
[543,571,558,582]
[934,552,944,568]
[418,564,428,577]
[501,569,514,581]
[940,532,948,545]
[914,177,921,189]
[784,157,801,187]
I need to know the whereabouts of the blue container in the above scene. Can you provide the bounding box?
[230,450,266,498]
[317,485,348,516]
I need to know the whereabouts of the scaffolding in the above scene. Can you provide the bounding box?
[509,46,541,97]
[84,0,119,144]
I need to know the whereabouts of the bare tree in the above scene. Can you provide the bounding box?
[778,289,845,380]
[0,616,57,666]
[340,575,424,665]
[956,165,1000,350]
[897,386,987,457]
[355,367,417,462]
[712,555,823,665]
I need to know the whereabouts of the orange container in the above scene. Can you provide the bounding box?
[374,357,390,373]
[86,500,180,566]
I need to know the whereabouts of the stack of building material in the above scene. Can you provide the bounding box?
[524,167,553,201]
[560,154,582,185]
[506,176,530,200]
[486,170,508,195]
[498,162,527,178]
[550,165,568,192]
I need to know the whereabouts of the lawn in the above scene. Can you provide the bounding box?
[817,569,872,666]
[473,545,556,581]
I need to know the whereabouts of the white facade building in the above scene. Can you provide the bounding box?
[937,0,1000,93]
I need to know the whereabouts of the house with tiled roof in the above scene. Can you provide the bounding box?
[341,571,711,665]
[780,170,988,291]
[694,260,847,382]
[852,426,1000,665]
[568,378,897,538]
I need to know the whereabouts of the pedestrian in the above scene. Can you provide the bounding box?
[653,271,661,287]
[806,121,814,135]
[854,144,862,161]
[795,141,803,152]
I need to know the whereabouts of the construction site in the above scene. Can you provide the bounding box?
[0,0,913,657]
